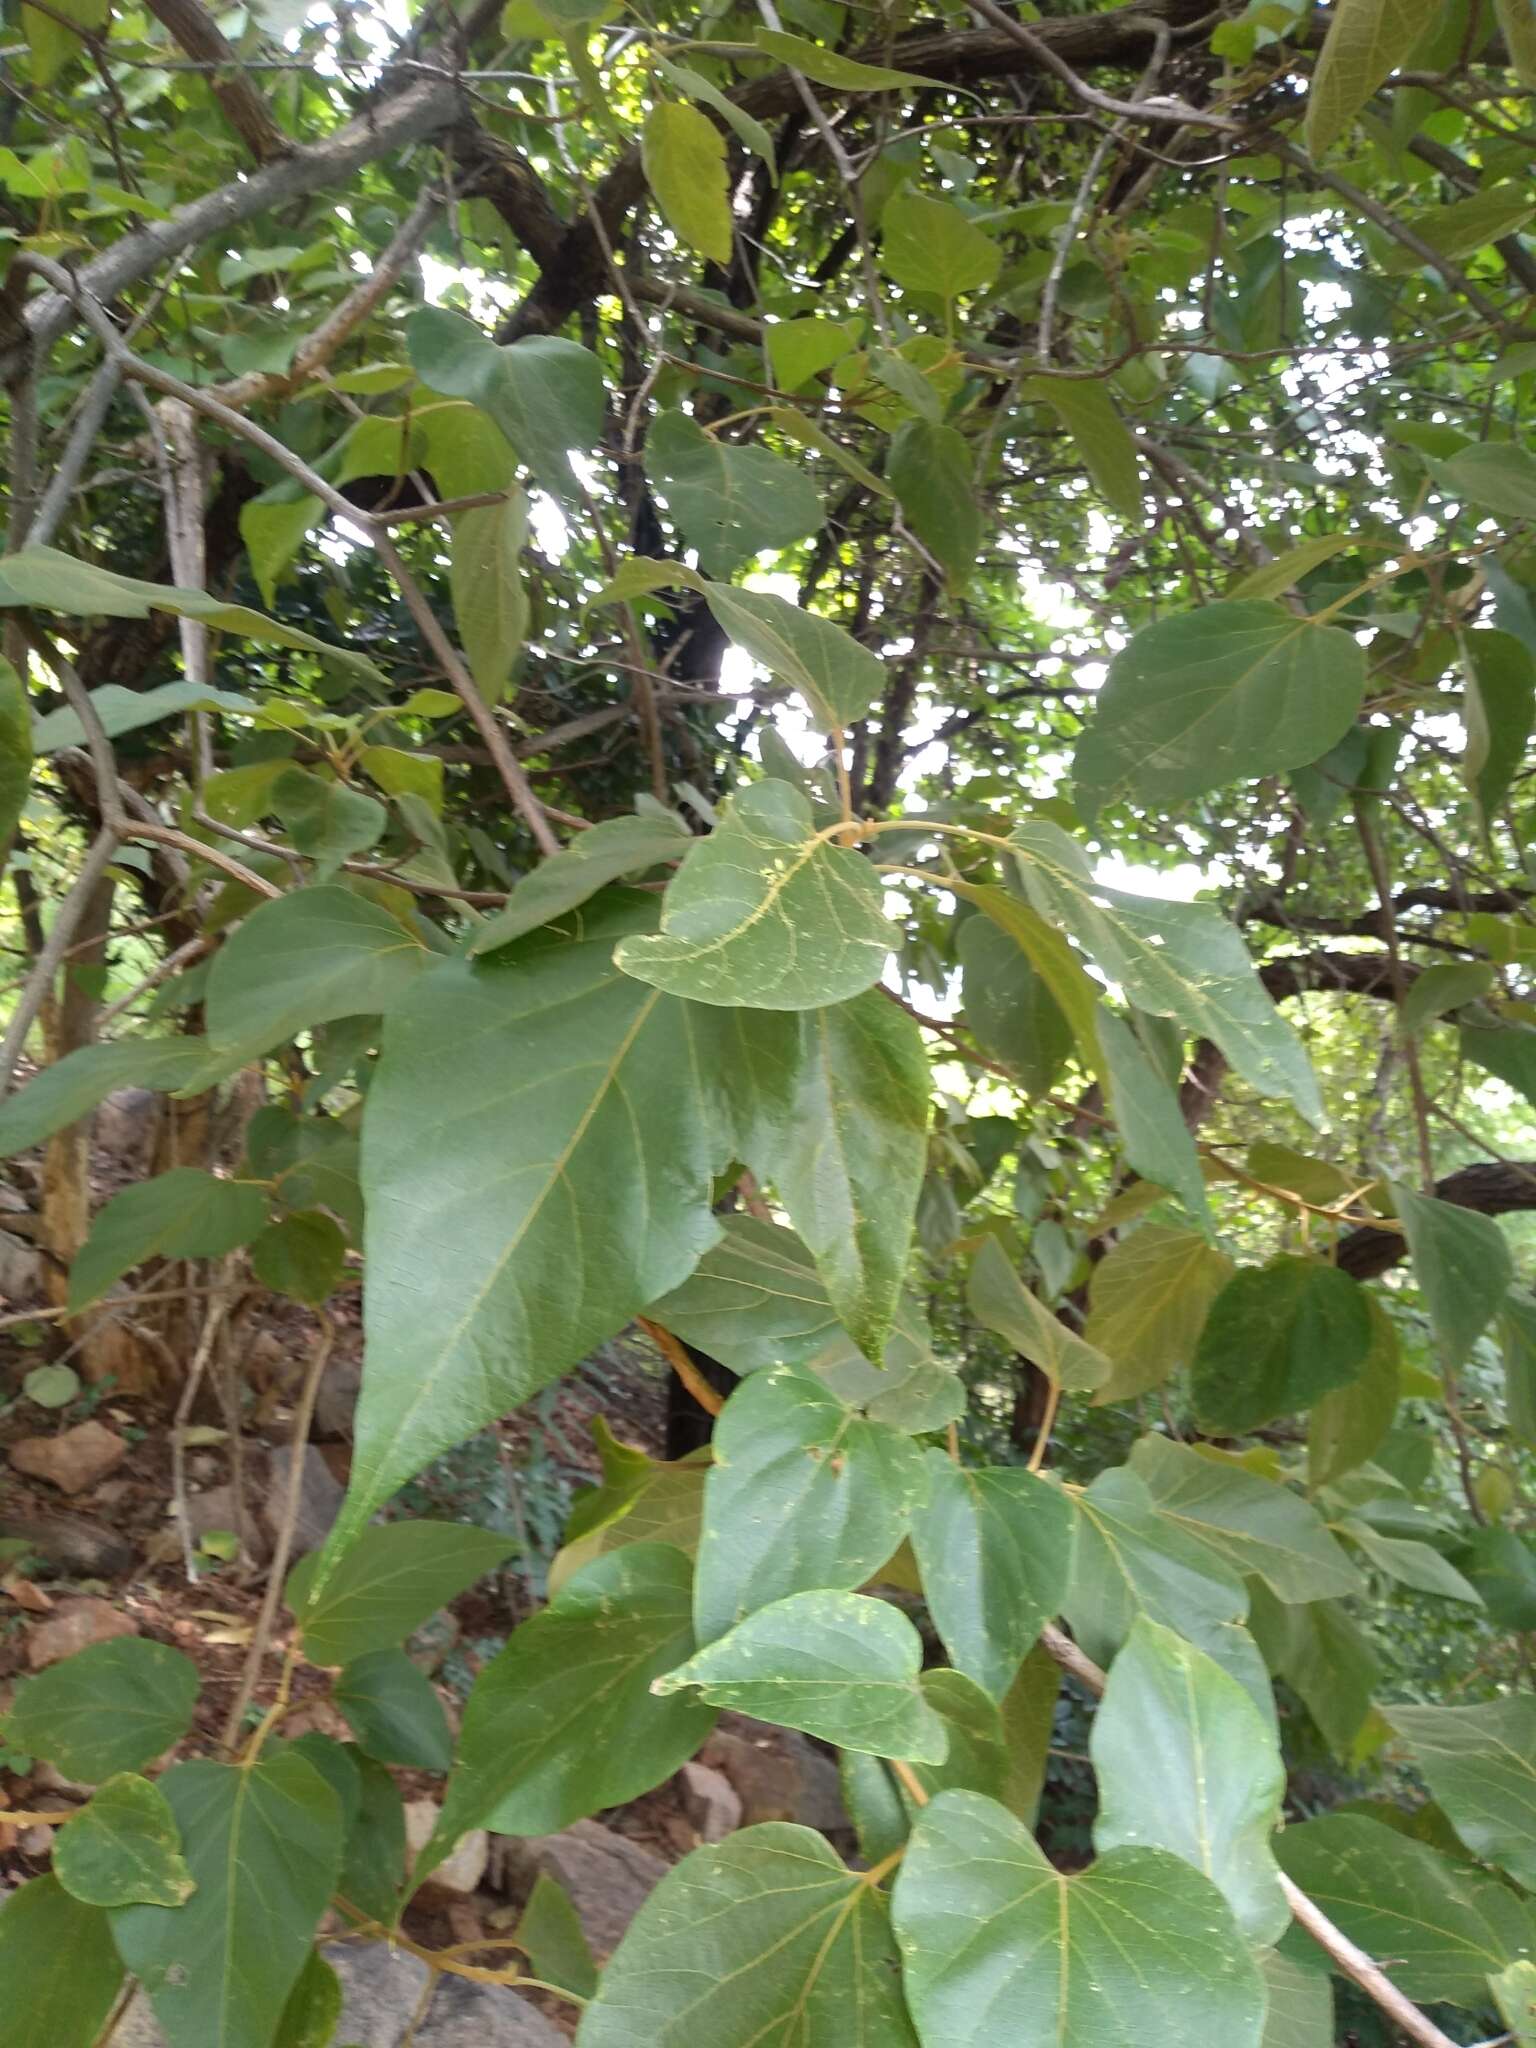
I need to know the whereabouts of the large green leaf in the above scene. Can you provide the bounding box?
[55,1772,194,1908]
[1085,1223,1234,1403]
[1128,1435,1363,1602]
[577,1823,917,2046]
[1391,1180,1513,1366]
[32,678,255,752]
[642,101,733,266]
[1191,1257,1372,1433]
[646,408,824,574]
[0,1036,237,1158]
[957,909,1073,1095]
[205,885,428,1056]
[450,490,529,703]
[424,1545,714,1874]
[659,1589,948,1761]
[1258,1951,1333,2048]
[648,1216,962,1430]
[954,880,1103,1076]
[1304,0,1444,155]
[333,1648,454,1770]
[965,1235,1110,1392]
[1092,1618,1287,1943]
[880,187,1000,301]
[614,782,893,1007]
[1095,1007,1209,1222]
[68,1167,268,1312]
[730,991,928,1359]
[338,1754,406,1928]
[1273,1813,1535,2007]
[1009,821,1321,1120]
[700,583,885,731]
[1388,1699,1536,1889]
[1074,602,1365,812]
[271,767,385,877]
[1340,1518,1483,1603]
[1454,1523,1536,1629]
[909,1451,1074,1700]
[693,1363,927,1643]
[340,897,744,1541]
[893,1790,1267,2048]
[468,812,691,956]
[406,306,606,501]
[4,1637,199,1781]
[110,1752,343,2048]
[0,1876,124,2048]
[286,1520,516,1666]
[1308,1296,1401,1485]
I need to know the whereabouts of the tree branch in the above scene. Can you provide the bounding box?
[143,0,290,164]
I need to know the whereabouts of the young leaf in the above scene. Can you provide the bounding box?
[1388,1699,1536,1889]
[333,1648,454,1771]
[653,55,777,174]
[658,1588,948,1761]
[693,1363,928,1643]
[1074,601,1366,813]
[614,782,894,1008]
[271,768,386,877]
[1092,1618,1288,1943]
[423,1544,714,1873]
[1191,1257,1372,1434]
[67,1168,268,1313]
[893,1790,1267,2048]
[513,1873,599,2000]
[646,408,824,575]
[642,100,733,266]
[1095,1008,1209,1223]
[54,1771,195,1909]
[908,1449,1074,1700]
[286,1521,516,1666]
[3,1636,199,1783]
[206,885,428,1057]
[1023,375,1142,522]
[1390,1181,1513,1366]
[966,1236,1110,1392]
[1084,1223,1234,1403]
[450,490,529,703]
[578,1823,917,2045]
[0,1876,124,2048]
[1304,0,1444,157]
[110,1753,343,2048]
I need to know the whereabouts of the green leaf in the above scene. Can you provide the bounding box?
[3,1637,199,1781]
[1092,1618,1287,1943]
[700,583,885,731]
[1247,1586,1380,1758]
[274,1952,343,2048]
[334,1648,454,1770]
[909,1450,1074,1700]
[1391,1180,1513,1366]
[654,56,777,174]
[55,1772,194,1908]
[1492,1959,1536,2048]
[765,316,853,393]
[1095,1008,1209,1223]
[340,899,746,1539]
[110,1753,343,2048]
[893,1790,1267,2048]
[23,1361,78,1407]
[888,420,981,583]
[1306,1297,1397,1481]
[658,1589,947,1761]
[1229,534,1354,598]
[1505,1292,1536,1444]
[1497,0,1536,84]
[241,487,322,608]
[693,1363,927,1643]
[23,0,107,82]
[451,491,529,704]
[339,1754,406,1927]
[578,1822,917,2045]
[880,187,1000,301]
[513,1873,599,2000]
[1129,1436,1359,1604]
[648,1216,961,1430]
[614,782,893,1008]
[965,1236,1110,1392]
[1389,1699,1536,1889]
[406,307,606,502]
[1191,1257,1372,1434]
[1454,1524,1536,1629]
[1304,0,1444,155]
[1010,820,1321,1120]
[250,1210,347,1305]
[1273,1813,1534,2007]
[957,910,1073,1094]
[426,1545,713,1875]
[1382,180,1536,271]
[1400,960,1494,1033]
[469,812,691,956]
[842,1671,1010,1861]
[1462,1021,1536,1109]
[731,991,928,1359]
[1075,602,1366,814]
[206,885,428,1057]
[1023,375,1142,523]
[30,678,256,753]
[1085,1223,1234,1404]
[272,768,386,877]
[1258,1951,1332,2048]
[287,1521,517,1666]
[0,1876,124,2048]
[642,100,733,265]
[753,24,933,89]
[1439,441,1536,522]
[552,1427,709,1586]
[646,409,824,575]
[68,1168,268,1313]
[0,658,33,850]
[1341,1520,1483,1602]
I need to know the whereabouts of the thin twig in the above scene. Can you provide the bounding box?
[170,1273,236,1584]
[638,1315,724,1415]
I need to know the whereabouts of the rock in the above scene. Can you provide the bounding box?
[0,1512,136,1577]
[406,1608,461,1674]
[259,1444,344,1553]
[781,1730,851,1837]
[677,1760,741,1843]
[0,1217,41,1302]
[9,1421,128,1496]
[185,1483,269,1565]
[702,1716,851,1839]
[94,1089,160,1176]
[521,1820,668,1958]
[313,1350,363,1439]
[113,1952,568,2048]
[405,1799,489,1897]
[26,1596,137,1668]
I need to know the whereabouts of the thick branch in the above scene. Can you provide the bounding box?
[1337,1160,1536,1280]
[143,0,289,163]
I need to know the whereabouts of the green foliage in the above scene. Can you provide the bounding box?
[287,1521,516,1665]
[4,1638,200,1782]
[54,1772,196,1909]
